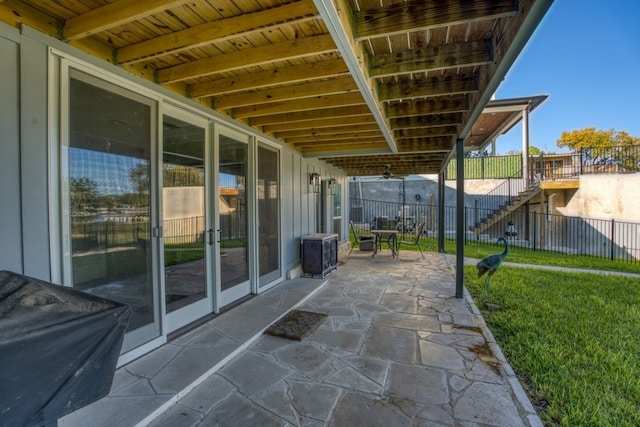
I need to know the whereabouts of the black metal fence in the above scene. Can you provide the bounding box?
[350,198,640,263]
[446,145,640,180]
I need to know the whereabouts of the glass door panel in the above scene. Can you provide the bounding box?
[67,69,159,353]
[162,112,211,331]
[258,144,281,287]
[217,130,250,307]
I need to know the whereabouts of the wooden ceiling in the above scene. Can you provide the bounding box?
[0,0,552,176]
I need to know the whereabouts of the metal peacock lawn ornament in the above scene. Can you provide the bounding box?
[476,237,509,303]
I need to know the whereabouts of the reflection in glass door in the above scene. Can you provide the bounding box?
[258,144,281,287]
[67,69,159,353]
[217,129,251,307]
[162,111,211,331]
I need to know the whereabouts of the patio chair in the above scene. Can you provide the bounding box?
[398,222,426,258]
[349,220,377,256]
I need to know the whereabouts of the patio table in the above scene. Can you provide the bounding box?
[371,229,399,258]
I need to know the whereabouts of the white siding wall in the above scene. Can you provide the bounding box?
[0,26,22,274]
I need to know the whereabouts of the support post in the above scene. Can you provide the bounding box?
[522,105,530,187]
[437,171,445,253]
[455,139,464,299]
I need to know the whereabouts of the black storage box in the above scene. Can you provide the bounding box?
[301,233,338,278]
[0,270,130,427]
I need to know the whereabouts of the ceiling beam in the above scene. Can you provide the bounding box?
[397,137,455,152]
[212,76,357,109]
[389,113,464,130]
[117,0,318,64]
[369,40,493,78]
[394,126,459,139]
[157,34,336,84]
[63,0,185,41]
[275,123,379,138]
[354,0,517,41]
[249,105,372,126]
[190,59,348,98]
[288,131,384,145]
[231,93,365,119]
[265,114,376,133]
[379,74,478,102]
[385,96,469,118]
[300,141,389,154]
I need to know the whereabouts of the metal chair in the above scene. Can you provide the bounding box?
[398,222,426,258]
[349,220,376,256]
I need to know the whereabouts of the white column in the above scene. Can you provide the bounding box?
[522,105,530,187]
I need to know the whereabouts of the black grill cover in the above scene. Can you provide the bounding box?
[0,270,130,427]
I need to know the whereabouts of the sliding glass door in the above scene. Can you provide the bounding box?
[66,69,159,353]
[162,107,212,331]
[257,143,281,287]
[216,127,251,308]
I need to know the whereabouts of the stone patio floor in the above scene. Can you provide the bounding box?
[61,251,541,427]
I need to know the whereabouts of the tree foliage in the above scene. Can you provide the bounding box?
[557,127,640,150]
[529,145,542,155]
[557,128,640,172]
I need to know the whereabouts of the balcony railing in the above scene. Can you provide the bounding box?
[446,145,640,180]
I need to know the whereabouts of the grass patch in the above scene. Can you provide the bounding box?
[393,235,640,274]
[464,266,640,426]
[164,242,205,266]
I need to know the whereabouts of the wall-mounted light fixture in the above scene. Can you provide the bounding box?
[328,178,338,195]
[310,173,321,193]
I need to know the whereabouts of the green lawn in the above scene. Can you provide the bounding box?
[395,236,640,274]
[464,266,640,426]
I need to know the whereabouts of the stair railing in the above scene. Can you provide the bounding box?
[473,158,542,228]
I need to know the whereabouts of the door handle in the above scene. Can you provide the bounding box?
[217,229,221,243]
[207,229,214,246]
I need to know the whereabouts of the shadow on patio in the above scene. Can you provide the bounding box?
[61,252,540,427]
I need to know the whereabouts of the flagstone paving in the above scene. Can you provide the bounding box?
[147,252,540,427]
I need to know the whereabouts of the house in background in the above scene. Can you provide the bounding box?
[0,0,552,365]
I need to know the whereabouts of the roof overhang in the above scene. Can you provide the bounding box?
[0,0,554,177]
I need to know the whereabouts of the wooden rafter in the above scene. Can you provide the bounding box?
[287,130,383,145]
[212,76,357,110]
[368,40,493,78]
[190,59,349,98]
[0,0,550,176]
[265,115,376,133]
[230,93,365,120]
[249,105,373,126]
[394,126,460,139]
[385,97,469,119]
[157,34,337,84]
[389,113,464,130]
[63,0,185,41]
[354,0,518,40]
[117,0,319,64]
[379,75,478,102]
[275,123,379,139]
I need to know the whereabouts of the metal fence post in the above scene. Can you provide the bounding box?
[533,212,537,251]
[611,218,615,261]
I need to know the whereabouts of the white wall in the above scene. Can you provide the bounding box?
[0,27,23,274]
[562,174,640,222]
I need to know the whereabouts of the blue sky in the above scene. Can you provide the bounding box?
[493,0,640,154]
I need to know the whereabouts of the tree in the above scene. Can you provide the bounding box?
[557,128,640,172]
[557,127,639,150]
[70,177,100,213]
[529,145,542,155]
